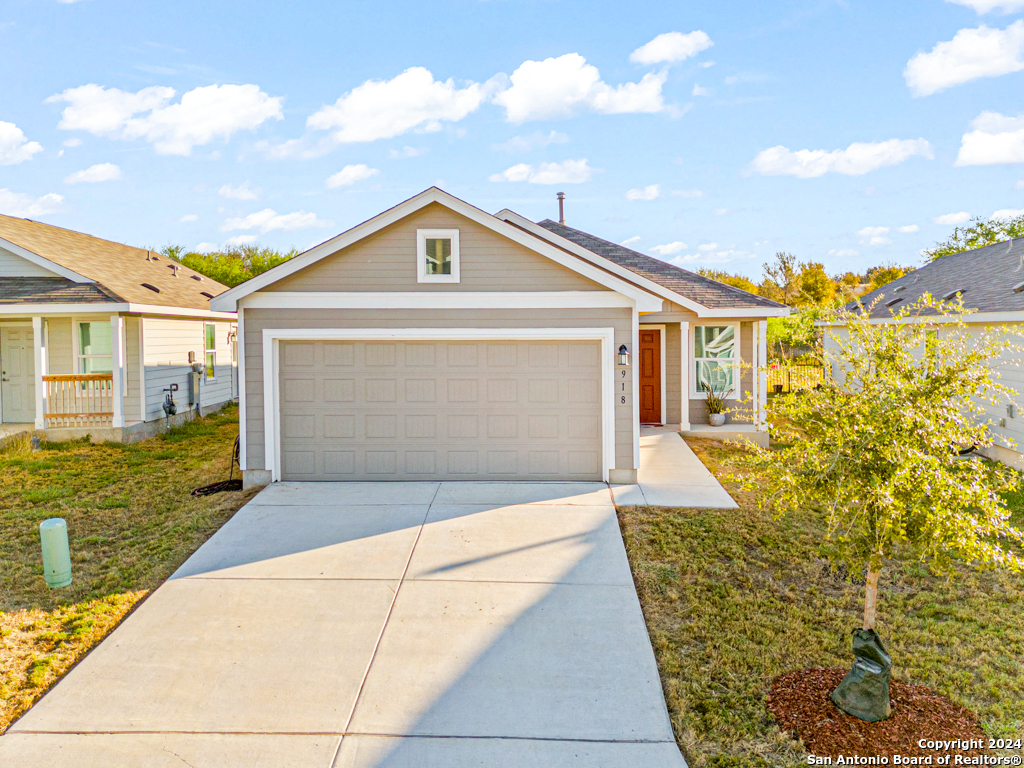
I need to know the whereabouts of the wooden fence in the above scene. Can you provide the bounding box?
[766,364,826,394]
[43,374,114,428]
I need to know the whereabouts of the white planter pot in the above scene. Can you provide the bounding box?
[708,413,726,427]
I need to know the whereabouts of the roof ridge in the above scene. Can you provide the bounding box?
[0,213,151,257]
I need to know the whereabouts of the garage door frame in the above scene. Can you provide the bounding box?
[262,327,617,483]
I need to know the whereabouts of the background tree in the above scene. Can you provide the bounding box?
[697,268,759,295]
[864,264,912,293]
[161,244,298,287]
[742,296,1024,719]
[924,212,1024,262]
[797,262,836,307]
[759,252,801,304]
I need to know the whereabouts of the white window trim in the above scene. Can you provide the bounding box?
[261,327,616,483]
[689,321,741,399]
[416,229,460,284]
[204,322,217,383]
[74,317,126,393]
[638,324,667,425]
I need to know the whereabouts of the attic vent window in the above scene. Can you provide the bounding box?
[885,298,903,308]
[200,291,214,299]
[942,289,965,301]
[1013,281,1024,294]
[191,274,203,281]
[141,283,161,293]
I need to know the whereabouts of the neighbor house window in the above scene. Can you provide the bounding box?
[78,322,113,374]
[205,323,216,380]
[417,229,460,283]
[693,325,737,396]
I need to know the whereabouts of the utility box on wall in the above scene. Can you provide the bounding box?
[188,371,201,407]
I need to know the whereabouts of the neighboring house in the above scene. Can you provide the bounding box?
[823,236,1024,469]
[0,214,238,440]
[212,187,787,487]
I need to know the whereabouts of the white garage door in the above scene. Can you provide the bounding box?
[277,339,604,481]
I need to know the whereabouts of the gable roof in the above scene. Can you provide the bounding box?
[211,187,664,312]
[0,214,229,311]
[533,219,785,312]
[851,237,1024,319]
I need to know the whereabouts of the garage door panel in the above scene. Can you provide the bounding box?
[279,340,602,481]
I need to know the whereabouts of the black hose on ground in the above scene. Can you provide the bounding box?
[191,435,243,496]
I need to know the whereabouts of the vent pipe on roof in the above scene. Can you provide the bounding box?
[557,192,565,225]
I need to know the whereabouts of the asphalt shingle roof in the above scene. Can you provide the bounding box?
[0,277,123,305]
[536,219,785,311]
[0,214,229,311]
[853,237,1024,317]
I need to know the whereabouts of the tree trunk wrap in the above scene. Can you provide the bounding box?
[863,564,880,631]
[830,628,893,722]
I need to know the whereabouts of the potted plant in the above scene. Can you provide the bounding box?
[702,382,727,426]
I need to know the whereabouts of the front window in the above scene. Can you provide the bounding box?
[79,322,113,374]
[417,229,460,283]
[205,323,216,380]
[694,325,736,395]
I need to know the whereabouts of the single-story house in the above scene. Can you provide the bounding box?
[212,187,787,487]
[0,214,238,441]
[823,236,1024,469]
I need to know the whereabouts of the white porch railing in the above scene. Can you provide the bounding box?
[43,374,115,428]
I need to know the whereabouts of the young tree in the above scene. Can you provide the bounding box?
[924,212,1024,262]
[743,296,1024,719]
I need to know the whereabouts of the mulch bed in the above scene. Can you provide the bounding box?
[768,667,988,760]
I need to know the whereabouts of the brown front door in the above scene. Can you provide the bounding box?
[639,329,661,424]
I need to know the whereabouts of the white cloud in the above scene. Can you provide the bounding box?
[630,31,713,65]
[221,208,331,234]
[956,110,1024,165]
[488,158,593,184]
[492,130,569,152]
[751,138,933,178]
[223,235,258,248]
[625,184,660,201]
[699,61,715,69]
[672,188,704,198]
[934,211,972,224]
[712,208,730,215]
[493,53,666,123]
[858,226,892,246]
[650,241,688,256]
[1016,180,1024,188]
[692,83,709,97]
[0,122,43,165]
[947,0,1024,13]
[325,163,379,188]
[47,83,283,155]
[620,236,642,246]
[697,243,719,251]
[388,145,426,158]
[179,214,198,223]
[307,67,495,143]
[218,181,259,200]
[63,162,121,184]
[992,207,1024,219]
[896,224,920,233]
[828,248,859,258]
[0,189,64,217]
[904,21,1024,97]
[62,137,82,147]
[194,242,220,253]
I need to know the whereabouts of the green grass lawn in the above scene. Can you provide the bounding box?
[0,405,256,733]
[619,437,1024,768]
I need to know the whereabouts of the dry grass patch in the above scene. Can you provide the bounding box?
[619,437,1024,768]
[0,405,256,732]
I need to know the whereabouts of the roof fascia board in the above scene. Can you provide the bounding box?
[0,302,235,319]
[0,237,94,283]
[648,308,789,320]
[239,290,662,313]
[494,209,718,316]
[212,188,661,311]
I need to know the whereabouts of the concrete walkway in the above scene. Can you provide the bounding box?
[611,429,738,508]
[1,482,686,768]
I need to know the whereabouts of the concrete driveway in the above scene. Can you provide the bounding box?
[1,482,686,767]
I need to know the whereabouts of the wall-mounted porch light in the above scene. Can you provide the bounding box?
[618,344,630,367]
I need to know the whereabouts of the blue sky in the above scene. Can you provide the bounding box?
[2,0,1024,280]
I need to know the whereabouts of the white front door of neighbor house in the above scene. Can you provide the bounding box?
[1,326,35,423]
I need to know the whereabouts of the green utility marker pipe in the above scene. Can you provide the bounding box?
[40,518,72,588]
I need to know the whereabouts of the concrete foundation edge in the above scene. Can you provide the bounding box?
[242,469,273,489]
[976,443,1024,471]
[608,469,638,484]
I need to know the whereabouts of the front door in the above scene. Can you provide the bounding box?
[639,328,661,424]
[1,326,35,423]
